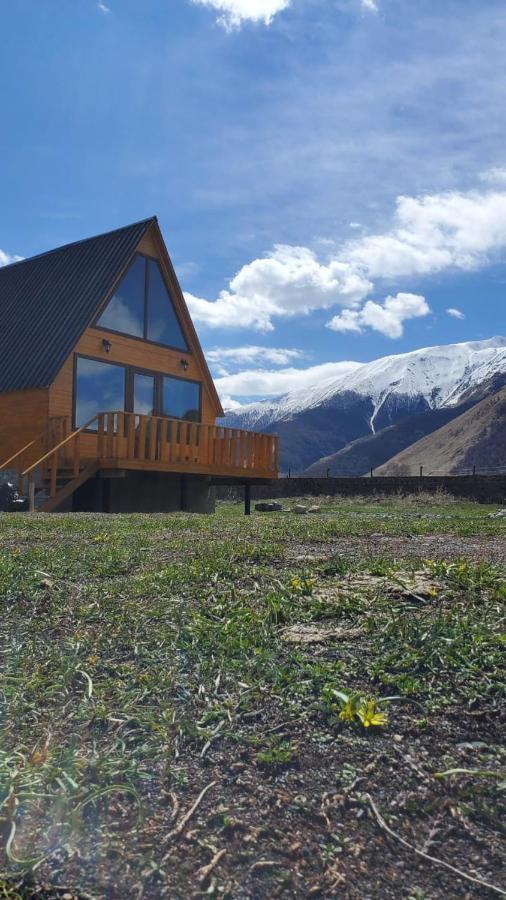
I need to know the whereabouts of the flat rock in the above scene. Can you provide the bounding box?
[488,509,506,518]
[293,504,308,514]
[255,501,283,512]
[308,506,321,514]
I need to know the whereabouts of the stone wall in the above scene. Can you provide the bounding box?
[217,475,506,505]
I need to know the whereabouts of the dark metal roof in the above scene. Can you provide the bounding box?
[0,217,155,392]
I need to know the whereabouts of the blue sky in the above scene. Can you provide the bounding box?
[1,0,505,405]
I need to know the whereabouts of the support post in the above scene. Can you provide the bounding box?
[244,482,251,516]
[29,477,35,513]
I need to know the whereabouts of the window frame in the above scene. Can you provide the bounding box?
[73,354,202,429]
[92,252,191,354]
[73,353,128,431]
[161,372,202,423]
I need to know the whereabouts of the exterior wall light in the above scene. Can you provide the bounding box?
[102,339,112,353]
[180,358,189,371]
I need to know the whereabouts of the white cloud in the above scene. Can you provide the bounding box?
[361,0,378,11]
[190,0,290,29]
[0,249,23,267]
[186,244,372,332]
[186,183,506,337]
[479,167,506,184]
[97,1,111,12]
[446,307,465,320]
[215,360,361,400]
[206,345,305,370]
[327,292,430,338]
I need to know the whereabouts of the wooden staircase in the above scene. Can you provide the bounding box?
[0,415,101,512]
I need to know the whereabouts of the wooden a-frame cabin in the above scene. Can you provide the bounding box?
[0,217,278,512]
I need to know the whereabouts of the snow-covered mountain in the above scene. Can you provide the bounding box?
[222,337,506,472]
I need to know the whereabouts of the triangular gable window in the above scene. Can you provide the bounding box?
[96,254,189,352]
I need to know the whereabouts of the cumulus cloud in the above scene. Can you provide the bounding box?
[446,307,465,320]
[186,183,506,337]
[190,0,290,28]
[186,244,372,332]
[327,293,430,339]
[361,0,378,11]
[97,1,111,12]
[0,249,22,267]
[215,360,362,400]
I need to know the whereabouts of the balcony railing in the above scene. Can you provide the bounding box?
[94,411,279,477]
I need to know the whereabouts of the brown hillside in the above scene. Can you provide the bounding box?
[376,386,506,475]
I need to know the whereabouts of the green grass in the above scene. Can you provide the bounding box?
[0,500,505,898]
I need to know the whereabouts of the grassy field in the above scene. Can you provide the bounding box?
[0,497,505,899]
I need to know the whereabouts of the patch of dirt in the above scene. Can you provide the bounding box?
[286,533,506,563]
[281,624,363,643]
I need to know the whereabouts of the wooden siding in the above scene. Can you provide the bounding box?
[0,388,49,465]
[49,328,216,421]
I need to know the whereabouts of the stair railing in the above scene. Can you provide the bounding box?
[21,414,101,510]
[0,417,70,496]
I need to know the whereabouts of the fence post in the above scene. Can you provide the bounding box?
[419,465,423,477]
[473,465,476,476]
[370,468,374,478]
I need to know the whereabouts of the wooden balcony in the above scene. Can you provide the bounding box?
[1,412,279,511]
[93,411,279,479]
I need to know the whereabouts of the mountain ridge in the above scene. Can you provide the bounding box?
[222,337,506,472]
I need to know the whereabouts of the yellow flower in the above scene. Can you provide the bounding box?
[357,699,388,728]
[87,654,98,664]
[290,576,302,590]
[338,699,356,723]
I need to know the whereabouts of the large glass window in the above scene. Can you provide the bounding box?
[162,376,201,421]
[96,255,145,337]
[133,373,155,416]
[75,357,126,428]
[95,254,189,351]
[147,259,188,349]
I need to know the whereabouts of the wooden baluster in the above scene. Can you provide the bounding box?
[273,435,280,474]
[228,430,236,469]
[116,412,125,459]
[260,435,267,472]
[221,428,231,469]
[149,417,158,461]
[217,428,224,468]
[200,423,208,466]
[108,414,116,459]
[137,415,146,461]
[248,433,256,471]
[172,420,178,463]
[238,431,245,469]
[186,423,193,461]
[168,420,175,463]
[97,414,105,458]
[159,419,168,463]
[126,414,135,459]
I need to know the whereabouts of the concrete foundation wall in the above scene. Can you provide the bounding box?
[73,472,215,513]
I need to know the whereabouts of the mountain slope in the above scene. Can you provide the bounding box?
[375,386,506,475]
[303,372,506,477]
[222,337,506,472]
